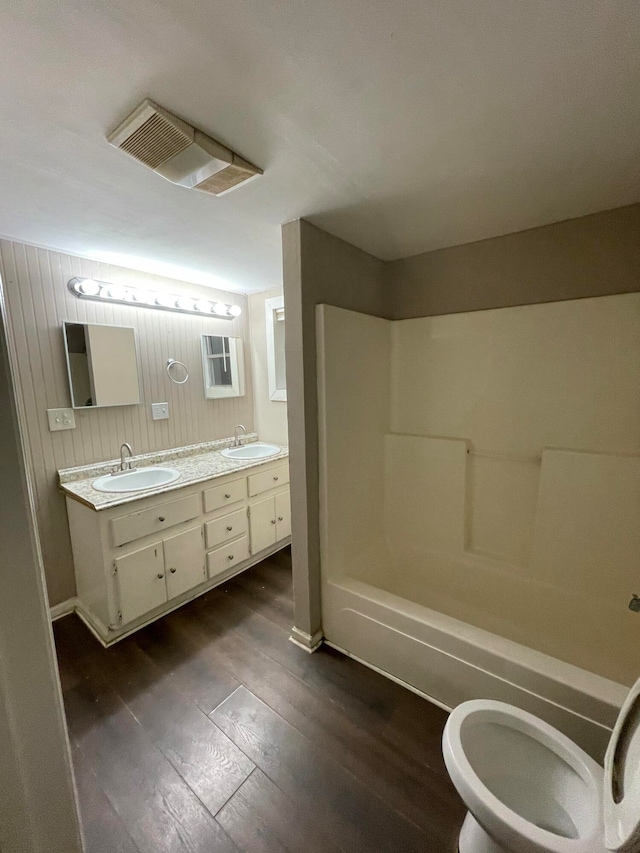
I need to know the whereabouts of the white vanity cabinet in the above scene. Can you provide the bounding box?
[115,541,167,624]
[65,456,290,646]
[248,463,291,552]
[164,526,205,599]
[115,527,205,623]
[249,492,291,553]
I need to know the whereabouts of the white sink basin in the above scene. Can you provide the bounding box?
[93,466,181,493]
[221,442,281,461]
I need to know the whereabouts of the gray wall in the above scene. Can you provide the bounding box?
[283,203,640,642]
[386,203,640,318]
[282,220,386,641]
[0,292,82,852]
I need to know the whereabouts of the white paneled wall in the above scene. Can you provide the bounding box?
[0,239,253,605]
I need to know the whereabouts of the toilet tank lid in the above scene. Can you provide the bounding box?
[603,674,640,851]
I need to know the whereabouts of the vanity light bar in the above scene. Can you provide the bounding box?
[67,277,241,318]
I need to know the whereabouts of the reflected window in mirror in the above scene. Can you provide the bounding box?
[202,335,245,399]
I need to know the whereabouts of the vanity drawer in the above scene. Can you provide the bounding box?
[111,493,200,547]
[203,478,247,513]
[207,535,250,579]
[247,464,289,497]
[205,508,248,549]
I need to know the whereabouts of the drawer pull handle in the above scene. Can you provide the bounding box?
[278,516,283,521]
[228,554,234,560]
[170,567,177,574]
[157,573,164,579]
[273,477,279,481]
[224,493,231,499]
[271,519,276,525]
[226,526,233,531]
[158,516,165,522]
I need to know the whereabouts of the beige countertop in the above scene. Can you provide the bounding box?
[59,435,289,511]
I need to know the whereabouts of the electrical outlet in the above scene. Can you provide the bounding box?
[47,408,76,431]
[152,402,169,420]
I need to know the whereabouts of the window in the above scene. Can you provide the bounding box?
[265,296,286,401]
[202,335,245,399]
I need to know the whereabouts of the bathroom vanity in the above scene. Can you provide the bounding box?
[60,437,290,645]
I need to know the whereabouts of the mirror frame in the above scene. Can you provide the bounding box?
[62,320,142,409]
[201,334,245,399]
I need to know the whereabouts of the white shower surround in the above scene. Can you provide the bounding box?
[316,297,640,761]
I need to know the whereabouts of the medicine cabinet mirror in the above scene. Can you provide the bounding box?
[202,335,245,399]
[63,322,142,409]
[265,295,286,401]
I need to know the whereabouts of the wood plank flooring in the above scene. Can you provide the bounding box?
[54,548,465,852]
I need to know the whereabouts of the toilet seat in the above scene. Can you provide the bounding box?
[443,700,606,853]
[603,677,640,851]
[444,675,640,853]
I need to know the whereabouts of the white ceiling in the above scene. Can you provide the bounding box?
[0,1,639,293]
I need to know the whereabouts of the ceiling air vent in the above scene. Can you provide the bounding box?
[107,99,262,195]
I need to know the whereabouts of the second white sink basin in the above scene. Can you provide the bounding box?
[221,442,281,461]
[93,466,181,493]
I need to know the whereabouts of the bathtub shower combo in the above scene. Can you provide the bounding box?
[316,294,640,762]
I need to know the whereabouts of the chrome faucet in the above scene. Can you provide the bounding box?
[233,424,247,447]
[119,442,136,472]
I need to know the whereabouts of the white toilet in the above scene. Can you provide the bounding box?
[442,675,640,853]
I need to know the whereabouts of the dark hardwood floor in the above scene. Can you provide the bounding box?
[54,548,465,853]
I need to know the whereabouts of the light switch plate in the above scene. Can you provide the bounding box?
[152,402,169,420]
[47,408,76,431]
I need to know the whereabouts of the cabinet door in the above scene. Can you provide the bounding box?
[116,542,167,625]
[164,526,205,600]
[275,490,291,541]
[249,496,276,554]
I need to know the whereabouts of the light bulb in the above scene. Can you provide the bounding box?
[228,304,242,317]
[176,297,195,311]
[195,300,212,313]
[213,302,228,316]
[106,284,126,300]
[155,292,175,308]
[77,278,100,296]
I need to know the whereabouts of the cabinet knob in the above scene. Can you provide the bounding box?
[273,476,279,481]
[271,519,276,525]
[170,567,177,574]
[278,516,283,521]
[157,573,164,579]
[224,493,231,499]
[228,554,234,560]
[226,526,233,531]
[158,516,165,522]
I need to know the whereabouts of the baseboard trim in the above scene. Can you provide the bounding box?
[49,598,77,621]
[289,626,323,652]
[324,640,453,713]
